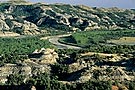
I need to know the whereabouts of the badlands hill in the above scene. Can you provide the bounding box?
[0,2,135,35]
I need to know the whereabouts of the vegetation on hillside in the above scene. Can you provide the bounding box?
[0,36,53,65]
[0,1,135,90]
[59,29,135,53]
[71,29,135,46]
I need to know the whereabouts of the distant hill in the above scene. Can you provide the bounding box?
[0,2,135,35]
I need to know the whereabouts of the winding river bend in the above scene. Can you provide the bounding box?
[0,33,82,49]
[41,34,82,49]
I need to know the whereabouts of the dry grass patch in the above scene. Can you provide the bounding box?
[108,37,135,45]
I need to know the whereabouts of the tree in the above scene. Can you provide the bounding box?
[6,74,26,85]
[27,73,51,90]
[129,81,135,90]
[51,64,69,80]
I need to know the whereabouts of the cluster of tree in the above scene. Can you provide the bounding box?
[6,74,26,85]
[3,48,135,89]
[0,36,53,65]
[70,29,135,46]
[87,44,135,54]
[5,72,135,90]
[51,64,69,80]
[5,73,112,90]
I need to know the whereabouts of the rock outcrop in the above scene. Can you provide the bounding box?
[0,2,135,35]
[0,48,58,84]
[0,63,31,83]
[0,19,10,31]
[0,12,40,35]
[29,48,58,64]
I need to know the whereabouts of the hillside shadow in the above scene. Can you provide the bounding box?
[96,58,135,71]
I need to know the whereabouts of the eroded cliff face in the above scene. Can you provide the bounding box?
[0,48,135,84]
[0,48,58,84]
[29,48,58,64]
[0,2,135,35]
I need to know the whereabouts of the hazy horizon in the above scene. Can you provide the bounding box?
[1,0,135,9]
[29,0,135,9]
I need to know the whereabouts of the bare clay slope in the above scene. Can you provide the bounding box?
[0,2,135,35]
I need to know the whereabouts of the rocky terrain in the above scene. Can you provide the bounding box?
[0,47,135,85]
[0,1,135,90]
[0,48,58,84]
[64,52,135,83]
[0,2,135,35]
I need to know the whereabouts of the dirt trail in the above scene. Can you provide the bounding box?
[81,52,118,57]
